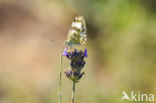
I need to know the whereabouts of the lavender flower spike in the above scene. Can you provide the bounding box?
[63,48,68,56]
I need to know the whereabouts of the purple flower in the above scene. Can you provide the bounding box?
[77,72,85,80]
[64,48,88,82]
[84,49,88,57]
[63,48,68,56]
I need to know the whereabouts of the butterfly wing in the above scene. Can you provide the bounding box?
[65,16,87,46]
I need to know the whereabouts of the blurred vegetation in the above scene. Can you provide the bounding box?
[0,0,156,103]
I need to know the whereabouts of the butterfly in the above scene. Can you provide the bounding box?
[65,16,87,46]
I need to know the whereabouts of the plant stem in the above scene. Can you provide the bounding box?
[71,81,76,103]
[58,53,63,103]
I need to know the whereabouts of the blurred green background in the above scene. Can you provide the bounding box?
[0,0,156,103]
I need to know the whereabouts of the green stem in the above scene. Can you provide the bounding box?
[71,81,76,103]
[58,52,63,103]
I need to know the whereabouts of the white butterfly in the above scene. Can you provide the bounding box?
[65,16,87,46]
